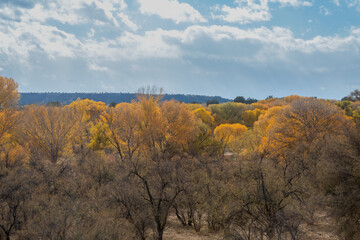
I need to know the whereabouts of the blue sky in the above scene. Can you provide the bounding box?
[0,0,359,99]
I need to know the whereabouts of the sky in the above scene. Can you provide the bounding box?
[0,0,360,100]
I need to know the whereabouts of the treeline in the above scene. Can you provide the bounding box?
[1,75,360,240]
[19,92,231,106]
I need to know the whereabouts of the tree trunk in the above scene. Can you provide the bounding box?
[155,219,164,240]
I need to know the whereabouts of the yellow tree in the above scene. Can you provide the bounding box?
[214,123,247,153]
[66,99,106,159]
[0,76,22,170]
[192,107,214,127]
[243,108,264,127]
[115,94,199,240]
[160,100,197,151]
[263,98,348,154]
[0,76,20,109]
[260,97,350,189]
[22,105,79,163]
[97,102,142,160]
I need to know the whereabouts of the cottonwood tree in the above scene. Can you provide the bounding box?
[67,99,106,162]
[110,95,198,240]
[214,123,247,154]
[98,102,142,160]
[22,105,79,163]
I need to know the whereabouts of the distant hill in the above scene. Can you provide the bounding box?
[19,92,231,106]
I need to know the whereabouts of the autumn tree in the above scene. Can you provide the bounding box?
[0,76,21,170]
[243,108,264,127]
[22,105,79,163]
[116,94,197,240]
[0,76,19,109]
[67,99,106,161]
[209,102,250,125]
[214,123,247,154]
[98,102,142,160]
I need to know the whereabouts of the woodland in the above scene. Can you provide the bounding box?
[0,75,360,240]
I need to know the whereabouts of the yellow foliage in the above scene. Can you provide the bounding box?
[161,100,197,146]
[0,76,20,109]
[251,98,287,110]
[260,98,350,156]
[186,103,204,111]
[0,109,19,143]
[243,108,264,127]
[283,95,305,103]
[23,105,79,162]
[100,102,143,159]
[193,107,214,126]
[214,123,247,143]
[67,98,106,123]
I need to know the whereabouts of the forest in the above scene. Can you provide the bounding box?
[0,75,360,240]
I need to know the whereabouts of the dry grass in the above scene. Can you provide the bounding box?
[301,211,339,240]
[163,215,222,240]
[163,211,339,240]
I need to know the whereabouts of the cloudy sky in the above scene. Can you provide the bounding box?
[0,0,359,99]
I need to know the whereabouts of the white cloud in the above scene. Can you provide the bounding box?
[347,0,360,10]
[333,0,340,6]
[6,0,130,26]
[271,0,312,7]
[320,6,331,15]
[212,0,312,24]
[0,20,82,59]
[212,0,271,24]
[138,0,206,24]
[78,25,360,63]
[83,30,182,60]
[88,63,110,72]
[2,19,360,63]
[118,12,139,31]
[87,28,96,38]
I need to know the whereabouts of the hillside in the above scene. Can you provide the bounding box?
[19,92,231,105]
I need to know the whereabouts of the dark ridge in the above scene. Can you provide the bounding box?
[19,92,231,106]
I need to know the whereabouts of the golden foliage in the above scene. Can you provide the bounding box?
[67,98,106,123]
[193,107,214,126]
[22,105,79,162]
[261,98,349,155]
[243,108,264,127]
[214,123,247,144]
[0,76,20,109]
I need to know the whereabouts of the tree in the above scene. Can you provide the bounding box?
[0,76,21,170]
[67,99,106,161]
[214,123,247,153]
[122,96,197,240]
[209,102,249,125]
[98,102,142,160]
[0,167,34,240]
[321,119,360,239]
[206,98,219,106]
[263,98,347,157]
[243,108,264,127]
[234,96,246,103]
[0,76,19,109]
[245,97,257,104]
[22,106,79,163]
[350,89,360,101]
[193,107,214,127]
[342,89,360,102]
